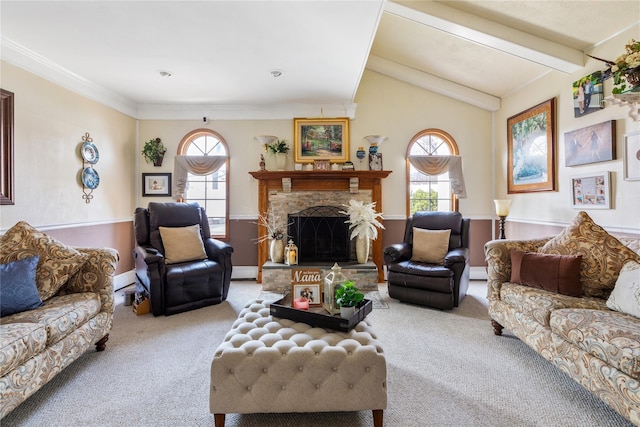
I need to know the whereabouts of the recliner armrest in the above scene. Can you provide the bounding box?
[204,238,234,263]
[443,247,469,267]
[384,243,411,265]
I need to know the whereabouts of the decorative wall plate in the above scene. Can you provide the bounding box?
[81,141,100,164]
[82,167,100,189]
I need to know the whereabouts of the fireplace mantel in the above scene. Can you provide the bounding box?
[249,170,391,282]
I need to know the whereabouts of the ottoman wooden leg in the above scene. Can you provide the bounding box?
[214,413,225,427]
[373,409,383,427]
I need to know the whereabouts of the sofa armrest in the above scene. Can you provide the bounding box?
[383,243,411,265]
[62,247,119,314]
[205,238,234,264]
[484,238,550,301]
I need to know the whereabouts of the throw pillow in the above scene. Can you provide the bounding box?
[411,228,451,264]
[606,260,640,318]
[0,256,44,317]
[510,250,582,297]
[0,221,89,301]
[159,224,207,264]
[539,211,640,298]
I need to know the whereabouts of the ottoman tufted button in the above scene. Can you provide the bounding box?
[332,367,337,372]
[348,351,352,355]
[316,384,320,389]
[365,367,370,372]
[281,385,286,390]
[229,369,234,374]
[349,384,354,389]
[247,386,251,391]
[298,366,303,371]
[263,368,268,373]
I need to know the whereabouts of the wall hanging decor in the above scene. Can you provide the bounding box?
[564,120,616,166]
[624,131,640,181]
[507,98,556,194]
[142,172,172,197]
[572,71,604,117]
[293,117,349,163]
[79,132,99,203]
[570,172,611,209]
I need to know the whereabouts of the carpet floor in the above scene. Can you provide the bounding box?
[1,280,632,427]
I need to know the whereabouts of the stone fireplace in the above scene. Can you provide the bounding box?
[249,170,391,284]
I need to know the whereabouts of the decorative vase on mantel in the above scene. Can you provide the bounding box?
[269,238,285,263]
[355,235,370,264]
[275,153,286,171]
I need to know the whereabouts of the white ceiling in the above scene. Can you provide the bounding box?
[1,1,638,119]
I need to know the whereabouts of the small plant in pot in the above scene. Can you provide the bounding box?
[335,280,364,318]
[142,138,167,166]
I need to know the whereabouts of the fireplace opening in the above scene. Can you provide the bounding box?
[288,206,353,264]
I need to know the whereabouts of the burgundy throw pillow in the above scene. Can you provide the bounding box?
[510,250,582,297]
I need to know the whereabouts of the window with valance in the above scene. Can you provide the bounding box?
[176,129,229,239]
[406,129,464,215]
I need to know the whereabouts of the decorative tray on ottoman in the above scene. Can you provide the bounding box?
[269,294,372,332]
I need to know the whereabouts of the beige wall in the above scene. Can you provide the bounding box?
[0,61,137,229]
[495,25,640,233]
[138,69,494,221]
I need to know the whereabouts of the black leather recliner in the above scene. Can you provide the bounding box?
[384,211,470,310]
[133,202,233,316]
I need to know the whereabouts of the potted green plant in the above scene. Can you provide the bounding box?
[335,280,364,318]
[142,138,167,166]
[267,139,289,171]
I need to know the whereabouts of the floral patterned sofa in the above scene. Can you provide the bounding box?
[0,222,118,418]
[485,212,640,425]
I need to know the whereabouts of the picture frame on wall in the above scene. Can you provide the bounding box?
[369,153,383,170]
[507,98,556,194]
[570,172,611,209]
[142,173,172,197]
[624,131,640,181]
[313,159,330,171]
[564,120,616,166]
[572,71,604,118]
[293,117,350,163]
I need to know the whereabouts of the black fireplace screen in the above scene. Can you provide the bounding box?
[288,206,352,263]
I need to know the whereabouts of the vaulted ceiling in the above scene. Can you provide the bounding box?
[1,1,638,119]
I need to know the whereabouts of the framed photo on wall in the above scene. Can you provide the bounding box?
[624,131,640,181]
[142,173,172,197]
[564,120,616,166]
[507,98,556,194]
[572,71,604,117]
[293,117,350,163]
[570,172,611,209]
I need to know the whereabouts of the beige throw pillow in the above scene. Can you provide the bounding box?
[539,211,640,298]
[159,225,207,264]
[606,260,640,318]
[411,228,451,264]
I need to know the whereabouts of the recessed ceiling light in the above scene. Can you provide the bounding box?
[270,70,283,77]
[158,70,172,77]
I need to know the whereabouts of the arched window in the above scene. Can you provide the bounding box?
[406,129,460,215]
[177,129,229,239]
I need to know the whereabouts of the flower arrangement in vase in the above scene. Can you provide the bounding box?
[340,199,384,264]
[253,209,289,263]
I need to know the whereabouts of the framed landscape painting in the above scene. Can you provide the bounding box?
[293,117,349,163]
[507,98,556,194]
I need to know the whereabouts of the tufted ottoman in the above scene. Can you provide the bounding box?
[210,300,387,426]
